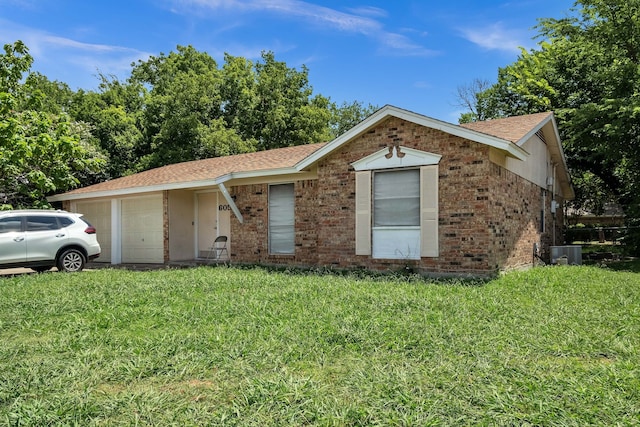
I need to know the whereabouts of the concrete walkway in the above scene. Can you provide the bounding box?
[1,260,227,276]
[0,267,41,276]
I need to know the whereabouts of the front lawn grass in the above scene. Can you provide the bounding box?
[1,266,639,425]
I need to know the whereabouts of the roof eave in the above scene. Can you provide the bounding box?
[47,166,304,202]
[542,115,575,200]
[47,179,224,202]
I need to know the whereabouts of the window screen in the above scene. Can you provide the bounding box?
[269,183,295,254]
[374,169,420,227]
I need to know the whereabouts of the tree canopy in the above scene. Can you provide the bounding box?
[68,46,368,173]
[1,41,377,207]
[0,41,105,209]
[459,0,640,228]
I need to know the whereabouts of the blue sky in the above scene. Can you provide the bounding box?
[1,0,575,122]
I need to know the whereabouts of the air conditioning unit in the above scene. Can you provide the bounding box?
[550,245,582,265]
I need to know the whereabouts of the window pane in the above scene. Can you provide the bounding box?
[374,169,420,226]
[60,217,75,228]
[269,184,294,254]
[0,217,22,233]
[373,228,420,259]
[26,216,60,231]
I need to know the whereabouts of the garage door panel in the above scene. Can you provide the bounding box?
[121,197,164,263]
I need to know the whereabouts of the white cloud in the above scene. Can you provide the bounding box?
[377,32,437,57]
[345,6,388,19]
[41,35,140,54]
[458,22,527,52]
[171,0,435,57]
[0,19,151,88]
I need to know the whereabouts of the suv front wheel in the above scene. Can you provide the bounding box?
[57,248,86,272]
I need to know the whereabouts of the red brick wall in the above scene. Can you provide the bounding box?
[230,180,319,266]
[230,184,269,262]
[230,117,561,276]
[486,165,541,270]
[313,117,498,274]
[484,164,565,270]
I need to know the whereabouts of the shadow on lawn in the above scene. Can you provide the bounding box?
[226,263,491,286]
[577,243,640,273]
[597,258,640,273]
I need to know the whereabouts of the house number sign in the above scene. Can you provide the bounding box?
[219,204,231,211]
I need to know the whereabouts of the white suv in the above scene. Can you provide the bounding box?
[0,210,101,272]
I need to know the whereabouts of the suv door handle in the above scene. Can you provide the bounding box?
[56,233,66,238]
[13,236,24,242]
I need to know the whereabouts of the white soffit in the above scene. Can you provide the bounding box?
[351,146,442,171]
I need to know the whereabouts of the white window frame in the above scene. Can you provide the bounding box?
[372,168,421,260]
[352,146,440,258]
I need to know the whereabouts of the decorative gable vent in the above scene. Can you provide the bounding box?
[351,146,442,171]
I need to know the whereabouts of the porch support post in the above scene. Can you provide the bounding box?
[218,182,243,224]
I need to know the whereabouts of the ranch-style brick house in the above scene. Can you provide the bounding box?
[49,105,574,276]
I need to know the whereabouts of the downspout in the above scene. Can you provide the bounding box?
[551,163,557,246]
[218,182,244,224]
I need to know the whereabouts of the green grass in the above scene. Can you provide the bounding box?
[1,266,639,426]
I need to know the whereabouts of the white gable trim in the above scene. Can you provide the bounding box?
[544,115,574,200]
[515,114,552,147]
[351,146,442,171]
[296,105,528,172]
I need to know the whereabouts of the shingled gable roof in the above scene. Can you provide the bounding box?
[460,111,574,200]
[49,105,573,202]
[49,142,327,201]
[459,111,553,144]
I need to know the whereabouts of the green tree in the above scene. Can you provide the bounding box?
[0,41,105,209]
[19,72,75,114]
[249,51,331,150]
[70,75,146,178]
[217,51,333,151]
[129,45,254,169]
[126,47,335,169]
[328,100,379,138]
[459,0,640,233]
[220,54,257,139]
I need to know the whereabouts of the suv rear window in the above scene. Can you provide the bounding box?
[60,217,75,228]
[26,216,61,231]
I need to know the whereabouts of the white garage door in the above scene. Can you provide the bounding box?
[121,196,164,263]
[75,200,112,263]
